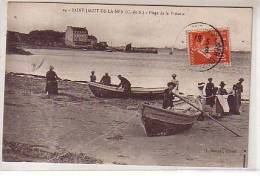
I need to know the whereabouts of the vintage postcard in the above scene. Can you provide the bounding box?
[1,1,253,168]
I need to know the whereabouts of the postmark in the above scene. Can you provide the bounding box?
[187,28,230,67]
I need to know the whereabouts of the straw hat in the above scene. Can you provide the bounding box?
[198,82,205,88]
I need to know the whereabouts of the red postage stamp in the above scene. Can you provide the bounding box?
[187,28,230,65]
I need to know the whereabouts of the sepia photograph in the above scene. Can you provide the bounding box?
[2,1,253,167]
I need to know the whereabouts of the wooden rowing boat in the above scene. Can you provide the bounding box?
[141,98,202,136]
[88,82,165,99]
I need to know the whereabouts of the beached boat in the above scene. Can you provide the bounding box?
[88,82,165,99]
[141,98,202,136]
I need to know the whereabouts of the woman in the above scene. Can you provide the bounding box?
[216,81,229,116]
[45,65,59,95]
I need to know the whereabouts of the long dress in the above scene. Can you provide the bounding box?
[215,88,228,115]
[45,70,58,95]
[233,83,243,114]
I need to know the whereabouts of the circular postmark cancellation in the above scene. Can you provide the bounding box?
[174,22,231,72]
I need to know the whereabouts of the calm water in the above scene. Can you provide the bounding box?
[6,48,251,98]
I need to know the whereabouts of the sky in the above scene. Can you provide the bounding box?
[7,2,253,51]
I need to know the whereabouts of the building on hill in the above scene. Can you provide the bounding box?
[65,26,89,48]
[87,35,97,49]
[65,26,99,49]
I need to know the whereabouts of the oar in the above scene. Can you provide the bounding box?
[172,92,241,137]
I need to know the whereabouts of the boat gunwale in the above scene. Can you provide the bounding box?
[89,82,124,92]
[89,82,166,93]
[142,104,201,118]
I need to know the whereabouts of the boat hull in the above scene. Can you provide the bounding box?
[89,83,125,98]
[88,82,165,100]
[141,103,201,137]
[142,116,193,137]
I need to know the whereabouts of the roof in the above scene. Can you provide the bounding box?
[67,26,88,32]
[88,35,97,40]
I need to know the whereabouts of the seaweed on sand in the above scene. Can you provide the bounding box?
[2,140,103,164]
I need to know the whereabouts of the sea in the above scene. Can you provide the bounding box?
[5,48,251,99]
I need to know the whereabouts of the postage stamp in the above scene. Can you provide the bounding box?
[187,28,230,66]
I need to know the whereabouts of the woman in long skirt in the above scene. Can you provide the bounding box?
[45,65,59,95]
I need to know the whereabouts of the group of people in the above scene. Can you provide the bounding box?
[45,66,244,116]
[197,77,244,115]
[45,67,132,96]
[90,71,112,85]
[162,74,245,116]
[90,71,131,94]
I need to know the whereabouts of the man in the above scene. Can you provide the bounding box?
[171,74,179,91]
[100,73,111,85]
[90,71,96,82]
[232,78,244,114]
[45,65,59,95]
[162,82,177,109]
[117,75,131,95]
[205,78,215,107]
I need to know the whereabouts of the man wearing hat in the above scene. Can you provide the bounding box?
[171,74,179,91]
[162,82,177,109]
[205,78,215,107]
[90,71,96,82]
[232,78,244,114]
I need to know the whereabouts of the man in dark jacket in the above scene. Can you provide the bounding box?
[100,73,111,85]
[205,78,215,107]
[45,65,59,95]
[90,71,96,82]
[117,75,131,95]
[162,82,176,109]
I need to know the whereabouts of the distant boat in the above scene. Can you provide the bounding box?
[82,48,87,51]
[169,48,173,55]
[88,82,165,100]
[141,98,202,137]
[125,43,158,54]
[105,49,113,52]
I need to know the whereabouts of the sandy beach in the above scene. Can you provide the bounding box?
[2,73,249,167]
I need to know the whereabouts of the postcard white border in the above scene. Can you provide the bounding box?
[0,0,259,173]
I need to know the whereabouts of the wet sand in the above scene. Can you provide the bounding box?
[2,73,249,167]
